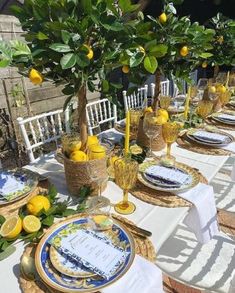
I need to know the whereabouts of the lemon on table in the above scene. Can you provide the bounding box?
[27,195,51,216]
[66,141,82,154]
[89,144,106,160]
[217,85,226,94]
[156,108,169,121]
[23,215,41,233]
[0,216,22,239]
[130,144,143,155]
[70,150,88,162]
[87,135,99,147]
[209,86,216,93]
[144,106,153,115]
[153,115,168,125]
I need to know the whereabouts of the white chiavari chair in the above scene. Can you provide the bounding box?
[150,80,170,98]
[86,98,117,135]
[17,110,65,163]
[123,85,148,112]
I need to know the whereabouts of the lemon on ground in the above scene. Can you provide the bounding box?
[84,44,94,59]
[0,216,22,239]
[122,65,130,74]
[180,46,189,57]
[70,150,88,162]
[156,108,169,121]
[144,106,153,115]
[23,215,41,233]
[88,144,106,160]
[27,195,51,216]
[202,61,208,68]
[153,115,168,125]
[29,69,43,85]
[130,144,142,155]
[159,12,167,23]
[87,135,99,147]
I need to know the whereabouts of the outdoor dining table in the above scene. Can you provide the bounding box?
[1,127,235,292]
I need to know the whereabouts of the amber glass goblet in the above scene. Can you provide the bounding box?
[196,100,214,121]
[114,157,138,215]
[162,122,181,159]
[159,95,171,110]
[130,109,142,136]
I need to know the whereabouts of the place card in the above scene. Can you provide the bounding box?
[145,165,190,185]
[0,172,27,200]
[192,130,227,143]
[50,227,129,280]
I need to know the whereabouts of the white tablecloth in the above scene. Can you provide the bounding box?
[0,127,235,292]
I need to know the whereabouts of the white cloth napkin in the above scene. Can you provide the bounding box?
[222,142,235,153]
[177,183,219,244]
[218,113,235,121]
[102,255,164,293]
[192,130,227,143]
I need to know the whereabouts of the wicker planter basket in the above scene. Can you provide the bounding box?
[63,155,107,196]
[136,117,166,151]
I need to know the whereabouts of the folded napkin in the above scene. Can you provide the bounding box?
[102,255,164,293]
[221,142,235,153]
[177,183,219,243]
[218,113,235,122]
[145,165,190,185]
[192,130,227,143]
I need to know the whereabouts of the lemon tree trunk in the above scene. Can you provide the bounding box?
[152,69,161,110]
[77,85,88,151]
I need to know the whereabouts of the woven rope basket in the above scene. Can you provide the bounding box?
[136,117,166,151]
[63,155,107,196]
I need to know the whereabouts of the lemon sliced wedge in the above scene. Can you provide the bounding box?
[23,215,41,233]
[0,216,22,239]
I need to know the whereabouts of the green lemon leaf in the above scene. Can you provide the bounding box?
[60,53,76,69]
[102,79,109,93]
[42,215,54,227]
[61,30,71,44]
[149,44,168,58]
[144,56,158,74]
[200,52,213,58]
[49,43,72,53]
[36,32,49,40]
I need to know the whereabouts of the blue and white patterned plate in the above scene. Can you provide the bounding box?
[0,169,38,206]
[35,215,135,293]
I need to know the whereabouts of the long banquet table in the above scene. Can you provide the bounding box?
[1,127,235,292]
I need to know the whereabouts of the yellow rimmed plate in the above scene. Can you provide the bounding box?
[35,214,135,293]
[138,160,200,192]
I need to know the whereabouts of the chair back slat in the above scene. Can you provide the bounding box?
[122,85,148,112]
[86,98,117,135]
[17,109,64,163]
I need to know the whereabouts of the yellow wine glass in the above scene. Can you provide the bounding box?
[114,157,138,215]
[196,100,214,120]
[130,109,142,136]
[162,122,181,160]
[159,95,171,110]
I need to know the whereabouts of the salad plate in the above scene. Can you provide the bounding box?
[0,169,38,206]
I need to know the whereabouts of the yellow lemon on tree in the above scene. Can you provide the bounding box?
[180,46,189,57]
[0,216,22,239]
[89,144,106,160]
[70,150,88,162]
[202,61,208,68]
[29,68,43,85]
[156,108,169,121]
[23,215,41,233]
[159,12,167,24]
[87,135,99,147]
[122,65,130,74]
[27,195,51,216]
[217,35,224,44]
[84,44,94,59]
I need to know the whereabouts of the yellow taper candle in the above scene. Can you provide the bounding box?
[225,71,230,88]
[124,111,130,155]
[184,86,191,120]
